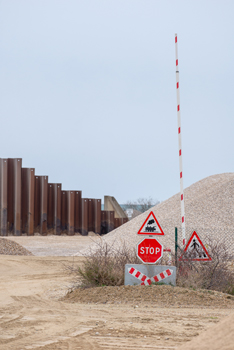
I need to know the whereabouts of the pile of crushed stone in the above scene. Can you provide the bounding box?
[64,285,234,309]
[79,173,234,255]
[0,238,33,256]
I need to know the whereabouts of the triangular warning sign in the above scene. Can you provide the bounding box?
[137,211,164,235]
[179,231,212,261]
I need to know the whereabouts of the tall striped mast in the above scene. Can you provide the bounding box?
[175,33,186,246]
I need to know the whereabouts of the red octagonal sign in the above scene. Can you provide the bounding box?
[137,238,163,264]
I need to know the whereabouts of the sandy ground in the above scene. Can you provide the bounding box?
[5,235,100,256]
[0,236,234,350]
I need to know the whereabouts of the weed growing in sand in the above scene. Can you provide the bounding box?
[66,236,234,294]
[176,238,234,295]
[67,240,139,288]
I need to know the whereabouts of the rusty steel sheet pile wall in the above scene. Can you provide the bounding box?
[94,199,101,235]
[81,198,88,236]
[47,183,62,235]
[54,183,62,235]
[0,159,8,236]
[74,191,82,234]
[47,183,54,231]
[88,199,94,232]
[34,176,48,235]
[7,158,22,236]
[0,158,127,236]
[21,168,35,235]
[101,210,115,234]
[67,191,75,235]
[61,190,68,232]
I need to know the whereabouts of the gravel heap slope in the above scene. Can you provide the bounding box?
[80,173,234,254]
[0,238,33,256]
[64,284,234,308]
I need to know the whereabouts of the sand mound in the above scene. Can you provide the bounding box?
[179,311,234,350]
[64,285,234,309]
[80,173,234,254]
[0,237,33,256]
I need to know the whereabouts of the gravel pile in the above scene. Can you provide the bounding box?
[80,173,234,255]
[0,238,33,256]
[64,284,234,308]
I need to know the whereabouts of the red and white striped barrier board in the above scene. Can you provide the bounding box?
[175,33,186,246]
[128,267,152,285]
[128,267,173,286]
[150,268,173,285]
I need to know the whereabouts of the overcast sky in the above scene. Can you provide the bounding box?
[0,1,233,204]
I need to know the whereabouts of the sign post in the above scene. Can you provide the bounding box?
[124,211,176,286]
[124,211,177,286]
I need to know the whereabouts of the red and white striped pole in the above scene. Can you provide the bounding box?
[175,33,186,246]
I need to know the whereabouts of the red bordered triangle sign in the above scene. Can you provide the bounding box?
[137,211,164,235]
[179,231,212,261]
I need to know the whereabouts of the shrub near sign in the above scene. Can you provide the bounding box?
[137,237,163,264]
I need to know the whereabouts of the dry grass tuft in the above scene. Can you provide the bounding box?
[67,236,234,295]
[67,239,139,288]
[176,238,234,295]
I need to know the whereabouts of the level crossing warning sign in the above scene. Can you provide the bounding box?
[137,211,164,235]
[179,231,212,261]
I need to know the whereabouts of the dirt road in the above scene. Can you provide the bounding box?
[0,253,233,350]
[0,236,234,349]
[5,235,100,256]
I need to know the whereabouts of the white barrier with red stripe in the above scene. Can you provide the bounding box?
[128,267,152,285]
[128,267,173,286]
[150,268,173,285]
[175,33,186,246]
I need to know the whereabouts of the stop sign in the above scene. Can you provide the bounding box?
[137,238,163,264]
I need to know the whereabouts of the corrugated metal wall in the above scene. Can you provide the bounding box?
[0,158,127,236]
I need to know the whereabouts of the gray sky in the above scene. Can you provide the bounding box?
[0,1,233,204]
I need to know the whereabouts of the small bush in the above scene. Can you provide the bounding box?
[67,240,139,288]
[67,236,234,295]
[176,238,234,295]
